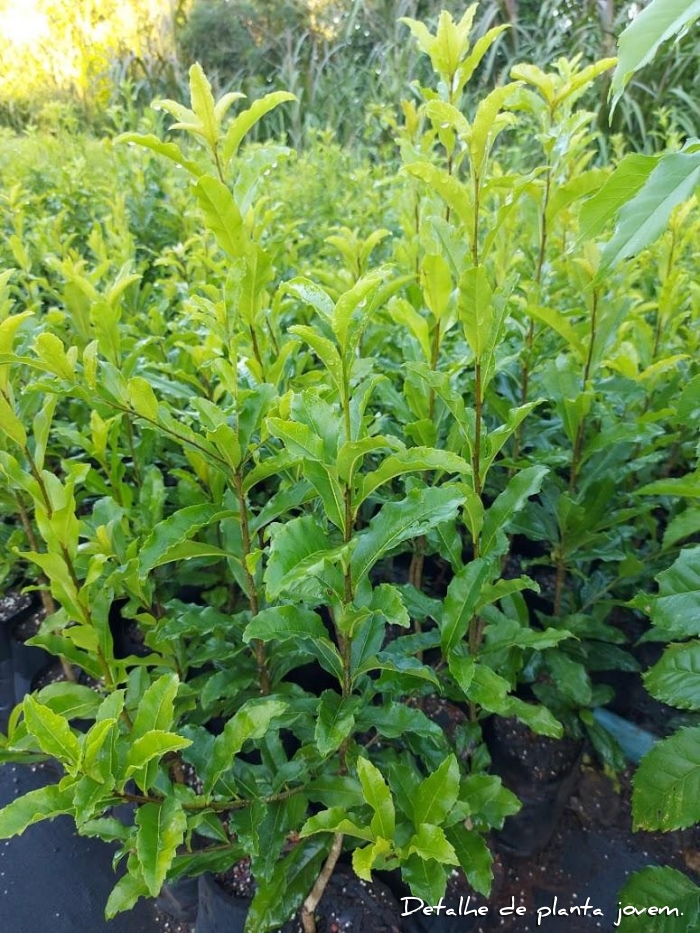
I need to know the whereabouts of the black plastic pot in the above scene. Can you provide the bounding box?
[0,594,52,724]
[196,873,250,933]
[484,716,583,858]
[157,876,200,923]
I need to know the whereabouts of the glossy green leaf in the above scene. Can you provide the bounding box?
[139,504,234,575]
[23,695,81,768]
[357,756,395,840]
[351,486,464,585]
[412,755,460,827]
[0,785,74,838]
[136,798,188,896]
[206,698,287,793]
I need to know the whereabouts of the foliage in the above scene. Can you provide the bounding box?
[0,3,698,930]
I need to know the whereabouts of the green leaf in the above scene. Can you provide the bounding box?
[244,606,328,643]
[480,466,548,558]
[633,726,700,831]
[616,866,700,933]
[23,695,81,768]
[646,547,700,639]
[441,559,492,655]
[139,504,233,575]
[125,731,192,782]
[401,854,448,904]
[545,652,592,706]
[206,698,287,793]
[407,823,458,865]
[504,698,563,739]
[467,664,512,714]
[136,798,188,896]
[357,756,395,840]
[351,486,464,585]
[222,91,296,164]
[445,825,492,895]
[600,151,700,270]
[193,175,249,258]
[246,838,326,933]
[34,683,103,720]
[288,325,344,394]
[300,808,373,842]
[105,872,150,919]
[645,642,700,710]
[358,448,471,506]
[578,153,658,241]
[315,691,358,758]
[132,672,179,738]
[0,393,26,447]
[611,0,700,109]
[0,785,74,838]
[115,132,202,176]
[458,266,494,360]
[413,755,460,827]
[264,515,340,601]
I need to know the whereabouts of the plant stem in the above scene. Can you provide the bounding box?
[300,833,344,933]
[232,469,270,694]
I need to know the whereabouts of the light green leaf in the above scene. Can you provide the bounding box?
[413,755,460,827]
[222,91,296,165]
[105,872,150,919]
[115,133,202,176]
[136,798,188,896]
[458,266,494,360]
[125,731,192,781]
[356,756,395,840]
[193,175,249,258]
[407,823,459,865]
[358,447,471,506]
[0,785,74,838]
[23,695,81,768]
[300,808,373,842]
[243,606,328,643]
